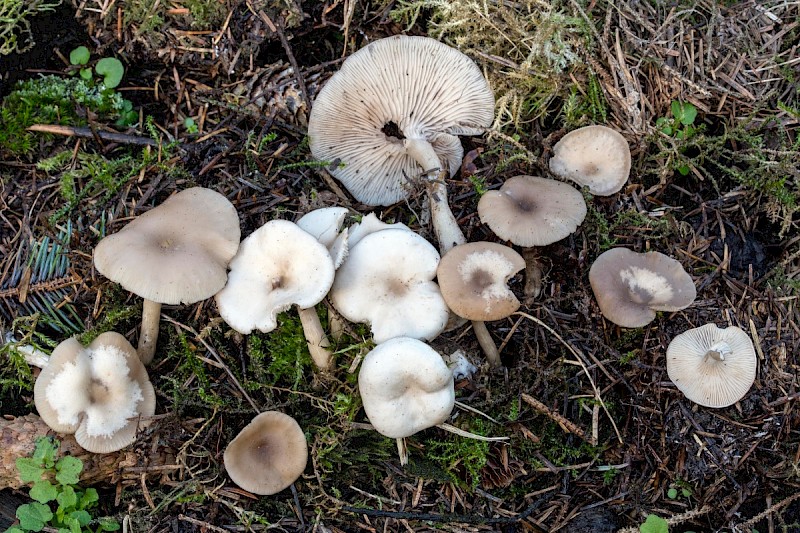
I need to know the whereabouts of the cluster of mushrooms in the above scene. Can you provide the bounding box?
[27,35,759,497]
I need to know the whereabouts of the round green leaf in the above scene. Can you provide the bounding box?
[55,455,83,485]
[30,480,58,503]
[94,57,125,89]
[639,514,669,533]
[666,487,677,499]
[69,46,90,66]
[17,502,53,531]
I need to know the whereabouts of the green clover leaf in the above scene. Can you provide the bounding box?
[69,46,90,66]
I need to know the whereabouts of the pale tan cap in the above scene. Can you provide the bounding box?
[436,242,525,321]
[667,324,757,408]
[308,35,495,206]
[549,125,631,196]
[224,411,308,495]
[477,175,587,246]
[94,187,240,305]
[589,248,696,327]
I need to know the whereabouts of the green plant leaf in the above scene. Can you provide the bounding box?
[69,509,92,526]
[17,502,54,531]
[5,527,25,533]
[666,487,677,499]
[80,68,93,80]
[677,164,690,176]
[62,515,81,533]
[30,480,58,503]
[33,437,59,468]
[79,487,99,509]
[99,520,121,531]
[55,456,83,485]
[16,457,45,483]
[94,57,124,89]
[682,488,692,497]
[57,485,78,509]
[69,46,90,66]
[670,100,682,120]
[679,103,697,126]
[639,514,669,533]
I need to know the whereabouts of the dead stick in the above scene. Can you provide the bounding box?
[0,414,175,490]
[27,124,161,147]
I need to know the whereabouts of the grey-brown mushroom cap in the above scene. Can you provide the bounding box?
[94,187,241,305]
[308,35,495,206]
[436,242,525,321]
[549,125,631,196]
[589,248,696,328]
[477,175,587,247]
[34,337,84,434]
[224,411,309,495]
[666,324,757,408]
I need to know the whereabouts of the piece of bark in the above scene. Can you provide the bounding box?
[0,414,176,490]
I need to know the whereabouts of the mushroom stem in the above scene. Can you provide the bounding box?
[705,341,733,362]
[523,248,543,306]
[3,334,49,368]
[404,137,466,254]
[396,437,409,466]
[138,299,162,365]
[472,320,502,368]
[297,305,333,371]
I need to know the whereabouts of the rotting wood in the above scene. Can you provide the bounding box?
[0,414,176,490]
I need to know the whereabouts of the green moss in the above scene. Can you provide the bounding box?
[424,419,490,490]
[0,0,61,55]
[0,76,131,156]
[245,312,313,390]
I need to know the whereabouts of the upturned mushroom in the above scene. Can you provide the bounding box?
[296,206,350,268]
[436,242,525,367]
[33,332,155,453]
[224,411,308,495]
[666,324,757,408]
[215,219,336,371]
[589,248,696,328]
[94,187,240,364]
[329,228,449,343]
[548,125,631,196]
[308,35,495,253]
[358,337,455,464]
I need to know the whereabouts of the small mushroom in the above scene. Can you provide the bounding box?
[33,332,155,453]
[436,242,525,367]
[330,228,449,343]
[666,324,757,408]
[215,220,336,371]
[358,337,455,464]
[478,175,587,247]
[94,187,240,364]
[589,248,696,328]
[548,125,631,196]
[224,411,308,495]
[308,35,495,253]
[296,207,350,268]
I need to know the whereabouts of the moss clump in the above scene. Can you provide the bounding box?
[0,0,61,55]
[424,419,490,490]
[0,75,133,156]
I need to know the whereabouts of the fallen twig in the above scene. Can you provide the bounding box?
[27,124,162,147]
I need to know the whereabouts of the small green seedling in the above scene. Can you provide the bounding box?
[7,437,120,533]
[94,57,125,89]
[68,46,93,81]
[655,100,699,175]
[184,117,198,134]
[639,514,669,533]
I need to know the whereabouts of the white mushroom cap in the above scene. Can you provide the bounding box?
[667,324,757,408]
[94,187,241,305]
[589,248,696,328]
[33,332,155,453]
[477,175,587,246]
[215,220,335,334]
[358,337,455,439]
[296,207,350,268]
[329,228,449,343]
[436,242,525,321]
[549,125,631,196]
[308,35,495,206]
[347,212,410,248]
[224,411,308,495]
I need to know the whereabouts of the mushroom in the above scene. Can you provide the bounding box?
[477,175,587,303]
[358,337,455,464]
[308,35,495,253]
[548,125,631,196]
[215,219,336,371]
[296,206,350,268]
[329,228,449,344]
[589,248,696,328]
[436,242,525,367]
[666,324,757,408]
[33,332,155,453]
[224,411,308,495]
[94,187,240,364]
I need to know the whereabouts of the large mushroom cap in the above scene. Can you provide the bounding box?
[308,35,495,206]
[437,242,525,321]
[94,187,241,305]
[215,219,335,334]
[589,247,696,328]
[477,175,587,247]
[33,332,155,453]
[330,228,449,343]
[667,324,757,408]
[549,125,631,196]
[224,411,308,495]
[358,337,455,439]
